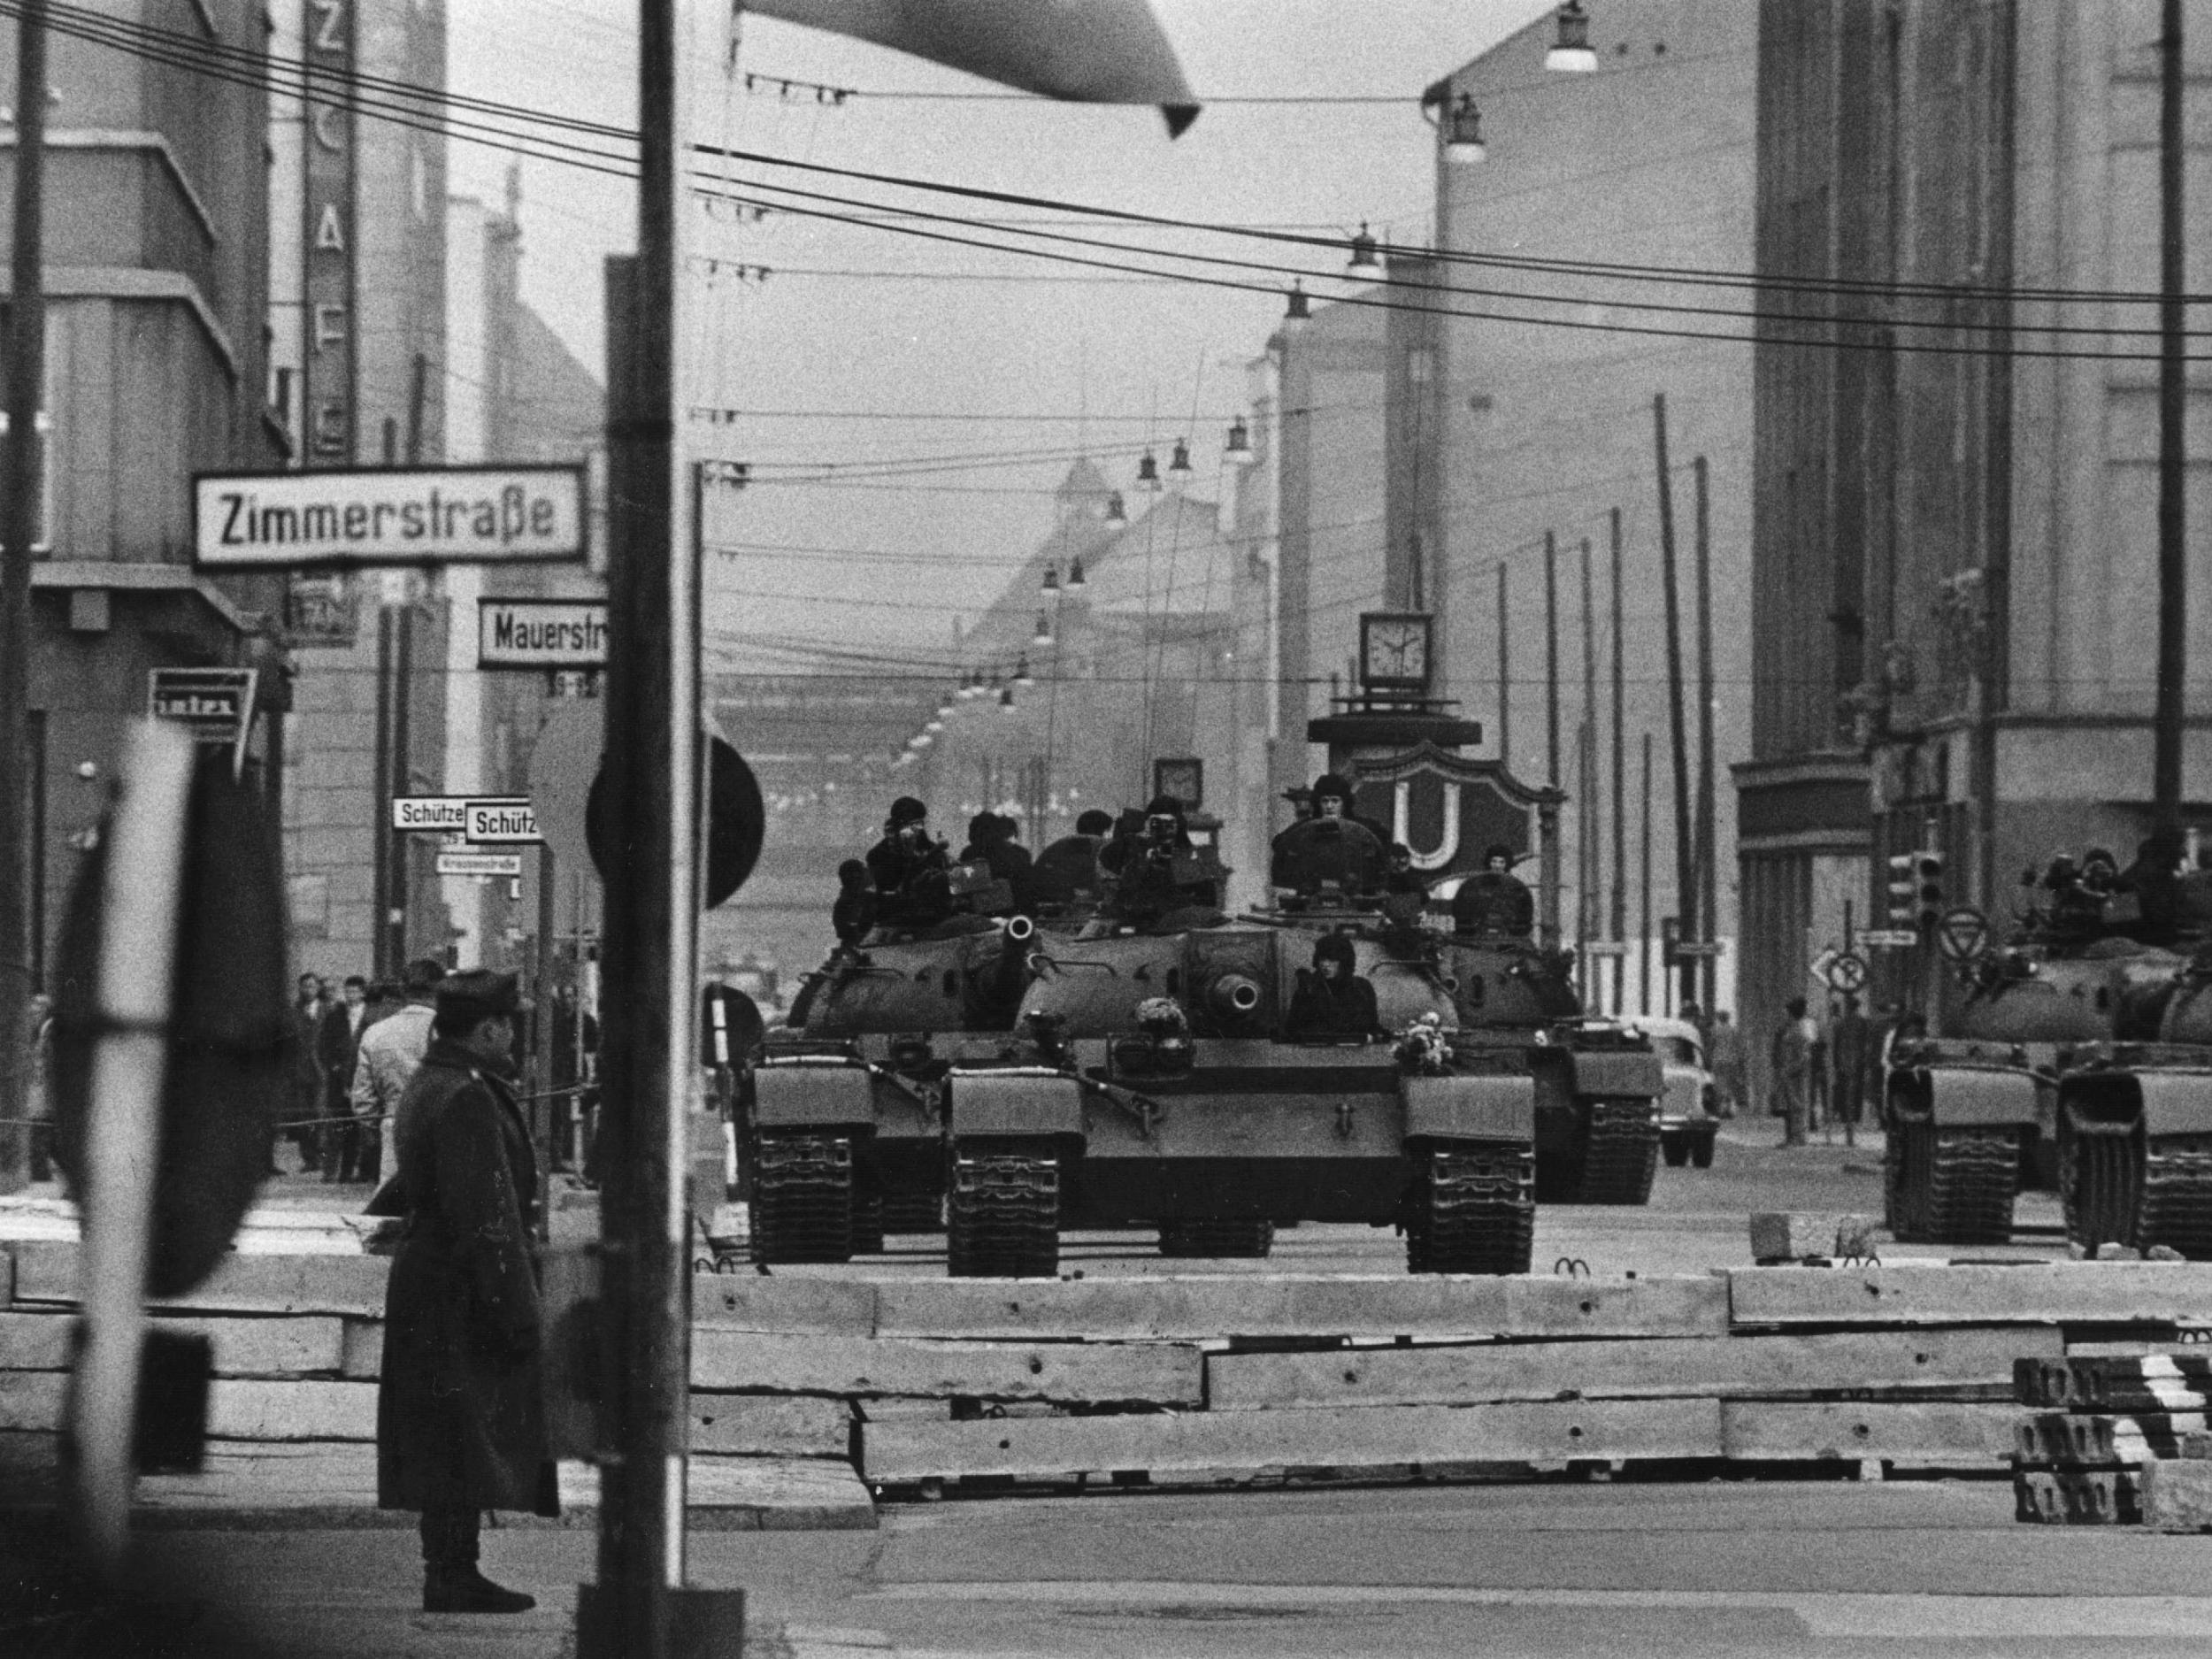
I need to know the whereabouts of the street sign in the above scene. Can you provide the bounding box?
[478,598,608,668]
[148,668,257,775]
[1824,951,1868,993]
[390,795,528,834]
[1809,947,1839,982]
[1937,906,1993,962]
[465,801,541,844]
[1581,941,1629,956]
[1671,941,1725,957]
[1859,928,1920,949]
[191,465,588,568]
[436,850,523,879]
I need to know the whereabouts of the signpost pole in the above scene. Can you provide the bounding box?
[534,843,557,1242]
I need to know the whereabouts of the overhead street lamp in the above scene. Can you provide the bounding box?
[1546,1,1600,73]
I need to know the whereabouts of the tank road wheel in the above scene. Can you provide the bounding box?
[1156,1219,1276,1259]
[1575,1097,1662,1205]
[1661,1132,1691,1168]
[1405,1144,1534,1275]
[882,1191,947,1234]
[749,1133,855,1265]
[947,1147,1060,1278]
[1889,1118,2016,1246]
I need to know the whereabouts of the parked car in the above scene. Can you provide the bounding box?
[1627,1016,1719,1169]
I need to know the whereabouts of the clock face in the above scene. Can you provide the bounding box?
[1362,614,1431,686]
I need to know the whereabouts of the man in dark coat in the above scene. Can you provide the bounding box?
[318,974,373,1182]
[1032,808,1114,909]
[961,810,1039,914]
[376,970,554,1614]
[1450,845,1537,939]
[1284,932,1383,1041]
[866,795,953,928]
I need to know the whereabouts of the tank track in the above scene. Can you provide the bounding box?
[2066,1124,2212,1260]
[1405,1144,1534,1275]
[749,1133,854,1264]
[1574,1097,1661,1205]
[947,1149,1060,1278]
[1156,1219,1276,1259]
[881,1191,947,1234]
[1887,1119,2017,1246]
[851,1190,887,1256]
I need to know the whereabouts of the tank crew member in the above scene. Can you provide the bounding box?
[1450,844,1536,939]
[961,810,1039,915]
[832,858,877,950]
[1284,932,1383,1041]
[1102,795,1210,921]
[867,796,953,927]
[1311,772,1391,845]
[1032,808,1115,907]
[1383,842,1428,897]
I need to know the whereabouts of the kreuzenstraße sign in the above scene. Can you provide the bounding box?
[191,465,588,568]
[478,597,609,668]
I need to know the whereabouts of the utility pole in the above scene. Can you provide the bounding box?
[1693,457,1717,1017]
[0,0,45,1185]
[1496,564,1510,771]
[1544,531,1560,789]
[2154,0,2187,840]
[1640,731,1654,1018]
[1579,536,1598,1009]
[580,0,720,1649]
[1652,395,1694,1010]
[1609,508,1627,1021]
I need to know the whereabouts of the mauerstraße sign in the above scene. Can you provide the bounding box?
[191,465,587,568]
[478,598,608,667]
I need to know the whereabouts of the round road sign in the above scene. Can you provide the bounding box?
[1824,951,1868,994]
[1937,906,1992,963]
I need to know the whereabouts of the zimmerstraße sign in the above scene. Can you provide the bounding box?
[192,465,587,568]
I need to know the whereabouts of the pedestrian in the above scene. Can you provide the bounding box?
[375,969,554,1614]
[318,975,373,1183]
[1707,1009,1746,1119]
[1771,996,1811,1147]
[24,993,53,1184]
[356,958,445,1189]
[290,972,329,1171]
[1829,994,1872,1147]
[1807,999,1833,1139]
[549,985,598,1172]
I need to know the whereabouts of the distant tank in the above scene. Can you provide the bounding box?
[744,873,1037,1263]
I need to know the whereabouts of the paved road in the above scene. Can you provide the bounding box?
[28,1479,2209,1658]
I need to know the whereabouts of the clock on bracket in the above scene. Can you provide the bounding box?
[1359,611,1433,693]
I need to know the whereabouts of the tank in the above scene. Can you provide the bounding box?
[744,908,1036,1264]
[961,900,1536,1279]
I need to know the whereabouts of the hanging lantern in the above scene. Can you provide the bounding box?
[1136,449,1162,490]
[1067,555,1088,586]
[1103,493,1125,525]
[1013,654,1034,687]
[926,717,944,733]
[1444,94,1486,164]
[1041,565,1060,595]
[1347,223,1382,276]
[1284,282,1311,324]
[1033,611,1053,646]
[998,685,1016,709]
[1546,0,1598,72]
[1225,416,1251,457]
[1168,438,1194,480]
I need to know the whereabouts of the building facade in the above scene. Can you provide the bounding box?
[4,0,289,988]
[1747,1,2212,1048]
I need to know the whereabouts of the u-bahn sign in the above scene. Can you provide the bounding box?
[191,465,588,568]
[477,598,608,668]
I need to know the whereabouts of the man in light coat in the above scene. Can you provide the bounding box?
[356,958,445,1187]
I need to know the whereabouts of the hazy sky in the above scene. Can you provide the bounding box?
[449,2,1555,658]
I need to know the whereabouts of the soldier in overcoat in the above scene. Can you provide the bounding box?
[375,970,556,1614]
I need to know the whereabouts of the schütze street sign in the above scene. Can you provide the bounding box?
[478,598,608,668]
[192,465,588,568]
[436,850,523,879]
[1859,928,1920,949]
[465,801,541,844]
[391,795,529,834]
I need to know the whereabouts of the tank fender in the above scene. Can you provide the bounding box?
[1404,1072,1534,1143]
[1566,1049,1663,1099]
[1922,1067,2039,1128]
[2133,1072,2212,1137]
[753,1057,875,1130]
[948,1066,1087,1140]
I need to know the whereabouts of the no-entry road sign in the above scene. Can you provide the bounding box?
[193,465,588,568]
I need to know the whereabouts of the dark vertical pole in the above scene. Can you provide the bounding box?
[1496,565,1511,771]
[371,606,395,981]
[1640,732,1654,1017]
[1579,536,1597,1007]
[1653,395,1694,1007]
[533,845,557,1242]
[1544,532,1560,789]
[2154,0,2187,839]
[0,0,45,1179]
[388,602,413,972]
[404,349,429,465]
[586,0,696,1645]
[1609,508,1627,1018]
[1694,456,1717,1015]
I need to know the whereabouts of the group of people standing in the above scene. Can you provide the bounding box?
[288,961,446,1185]
[1762,993,1915,1148]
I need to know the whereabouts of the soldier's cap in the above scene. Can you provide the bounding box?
[435,969,523,1024]
[403,956,448,995]
[1143,794,1186,821]
[888,795,928,826]
[1312,772,1352,803]
[1312,931,1357,968]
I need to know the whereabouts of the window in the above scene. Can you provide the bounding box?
[0,408,55,551]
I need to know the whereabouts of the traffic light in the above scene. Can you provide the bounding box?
[1886,853,1917,926]
[1916,849,1947,928]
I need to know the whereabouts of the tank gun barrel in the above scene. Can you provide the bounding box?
[1206,973,1263,1018]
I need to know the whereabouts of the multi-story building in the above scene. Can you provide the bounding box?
[5,0,290,989]
[1423,0,1758,1018]
[1746,3,2212,1051]
[270,0,450,981]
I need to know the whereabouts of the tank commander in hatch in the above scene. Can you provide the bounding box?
[1031,808,1115,909]
[866,795,952,928]
[1450,844,1536,939]
[1283,932,1383,1041]
[1100,795,1214,922]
